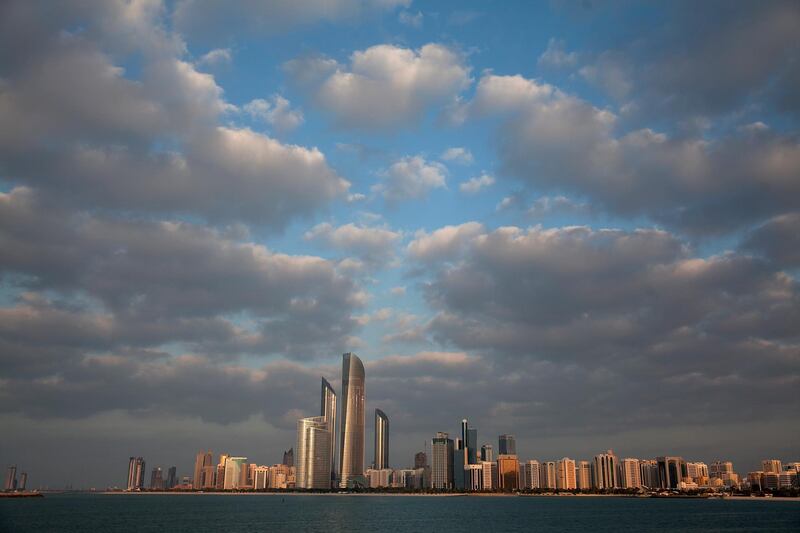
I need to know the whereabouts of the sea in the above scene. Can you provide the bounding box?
[1,493,799,532]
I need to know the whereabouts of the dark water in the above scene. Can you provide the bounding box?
[1,494,799,533]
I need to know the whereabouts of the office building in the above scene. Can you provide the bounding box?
[414,452,427,469]
[193,450,213,489]
[481,444,494,463]
[215,454,228,490]
[282,448,294,468]
[465,464,484,491]
[150,467,164,490]
[452,438,466,490]
[269,464,289,489]
[523,460,541,489]
[339,352,366,488]
[576,460,592,490]
[461,419,478,465]
[556,457,577,490]
[5,466,17,491]
[374,409,389,469]
[253,466,270,489]
[762,459,782,473]
[656,456,686,490]
[481,461,494,490]
[431,432,454,489]
[201,465,216,489]
[498,435,516,456]
[321,377,338,485]
[540,461,556,489]
[296,415,332,489]
[640,459,659,488]
[17,472,27,491]
[497,454,519,490]
[621,458,641,489]
[686,462,708,481]
[593,450,618,489]
[223,457,247,490]
[166,466,177,489]
[709,460,734,478]
[126,457,146,491]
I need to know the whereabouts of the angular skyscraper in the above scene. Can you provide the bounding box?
[320,377,338,485]
[498,434,516,455]
[339,352,366,488]
[296,416,332,489]
[126,457,146,490]
[374,409,389,469]
[5,465,17,491]
[431,432,454,489]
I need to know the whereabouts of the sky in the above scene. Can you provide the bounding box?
[0,0,799,489]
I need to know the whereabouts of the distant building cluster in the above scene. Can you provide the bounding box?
[119,353,800,494]
[3,465,28,492]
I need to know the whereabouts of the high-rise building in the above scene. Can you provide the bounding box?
[621,458,641,489]
[202,465,216,489]
[339,352,366,488]
[576,460,592,490]
[593,450,618,489]
[431,432,454,489]
[192,450,213,489]
[126,457,146,491]
[321,377,338,485]
[5,465,17,491]
[253,466,270,489]
[556,458,577,490]
[709,460,734,479]
[166,466,177,489]
[452,439,466,490]
[481,444,494,463]
[282,448,294,468]
[481,461,494,490]
[762,459,782,473]
[17,472,27,491]
[686,462,709,481]
[414,452,427,469]
[374,409,389,470]
[223,457,247,490]
[296,415,332,489]
[464,464,484,491]
[523,460,541,489]
[215,454,228,490]
[497,454,519,490]
[640,459,659,488]
[459,419,478,465]
[498,435,516,456]
[656,456,686,490]
[540,461,556,489]
[150,467,164,490]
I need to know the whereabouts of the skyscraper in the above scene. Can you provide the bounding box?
[166,466,177,489]
[296,415,332,489]
[497,455,520,490]
[656,456,685,490]
[223,457,247,490]
[150,467,164,490]
[621,458,641,488]
[414,452,427,469]
[540,461,556,489]
[17,472,27,491]
[593,450,618,489]
[320,377,338,484]
[576,461,592,490]
[461,419,478,464]
[762,459,782,473]
[339,352,366,488]
[126,457,146,491]
[556,458,577,489]
[431,432,454,489]
[282,448,294,468]
[498,434,516,455]
[523,460,541,489]
[192,450,212,489]
[374,408,389,469]
[216,454,229,490]
[480,444,494,463]
[4,465,17,491]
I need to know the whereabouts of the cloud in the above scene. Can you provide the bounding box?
[287,43,471,128]
[742,213,800,269]
[538,38,578,68]
[398,10,423,28]
[374,155,448,203]
[304,222,401,267]
[243,95,304,132]
[459,173,495,194]
[468,73,800,234]
[527,195,592,218]
[407,222,484,263]
[197,47,232,68]
[173,0,410,43]
[0,187,362,361]
[440,147,474,165]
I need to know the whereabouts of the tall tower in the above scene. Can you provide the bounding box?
[374,408,389,469]
[296,416,332,489]
[339,352,366,488]
[321,377,338,485]
[498,434,516,455]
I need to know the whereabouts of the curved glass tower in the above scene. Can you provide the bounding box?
[339,352,365,488]
[374,408,389,469]
[320,377,337,486]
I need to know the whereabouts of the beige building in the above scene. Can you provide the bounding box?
[497,455,520,490]
[556,458,577,490]
[761,459,782,473]
[296,416,332,489]
[576,461,592,490]
[621,458,641,488]
[540,461,556,489]
[523,460,541,489]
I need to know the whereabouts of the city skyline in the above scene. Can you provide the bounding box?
[1,0,799,490]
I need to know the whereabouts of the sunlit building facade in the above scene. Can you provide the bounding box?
[320,377,337,485]
[374,409,389,470]
[339,352,366,488]
[297,416,332,489]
